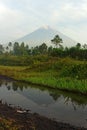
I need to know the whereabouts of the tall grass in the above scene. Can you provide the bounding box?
[0,57,87,94]
[24,76,87,94]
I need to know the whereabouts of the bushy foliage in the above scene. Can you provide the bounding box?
[60,63,87,79]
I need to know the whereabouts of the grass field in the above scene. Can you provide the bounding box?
[0,57,87,94]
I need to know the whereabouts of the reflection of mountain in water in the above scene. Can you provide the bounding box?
[0,80,87,127]
[12,81,87,108]
[0,80,87,109]
[17,88,55,106]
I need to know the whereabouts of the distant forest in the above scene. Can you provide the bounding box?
[0,35,87,60]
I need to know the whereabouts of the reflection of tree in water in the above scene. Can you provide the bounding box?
[64,97,70,105]
[12,81,29,91]
[70,97,87,109]
[0,80,9,87]
[12,82,20,91]
[0,80,13,92]
[1,80,87,110]
[0,80,3,87]
[63,92,87,107]
[46,88,87,110]
[28,85,87,109]
[7,85,11,90]
[5,82,8,86]
[49,91,61,101]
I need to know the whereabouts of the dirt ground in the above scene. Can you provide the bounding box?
[0,101,86,130]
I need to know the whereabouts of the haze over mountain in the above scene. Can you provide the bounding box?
[15,26,77,47]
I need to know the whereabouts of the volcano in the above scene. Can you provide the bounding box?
[15,26,77,47]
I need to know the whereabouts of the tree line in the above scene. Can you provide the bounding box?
[0,35,87,60]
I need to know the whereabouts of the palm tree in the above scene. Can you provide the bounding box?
[8,42,12,47]
[51,35,63,48]
[8,42,12,53]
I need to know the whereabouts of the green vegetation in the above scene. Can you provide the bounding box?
[51,35,63,48]
[0,35,86,94]
[0,57,86,94]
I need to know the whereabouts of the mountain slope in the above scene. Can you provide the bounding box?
[15,26,77,47]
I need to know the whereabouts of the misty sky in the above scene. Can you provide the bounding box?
[0,0,87,44]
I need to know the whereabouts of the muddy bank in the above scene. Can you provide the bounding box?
[0,75,15,81]
[0,101,86,130]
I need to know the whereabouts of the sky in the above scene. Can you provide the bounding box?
[0,0,87,44]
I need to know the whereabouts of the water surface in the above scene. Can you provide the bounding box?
[0,79,87,128]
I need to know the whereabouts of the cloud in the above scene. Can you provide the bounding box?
[0,3,26,42]
[0,0,87,43]
[50,1,87,24]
